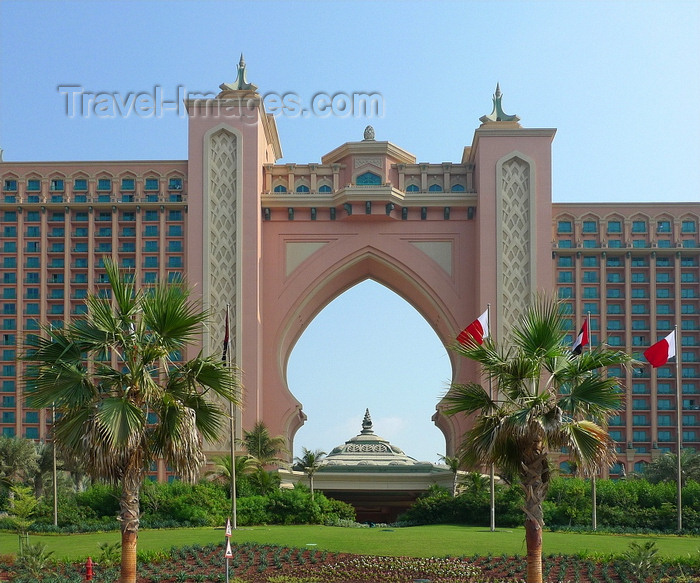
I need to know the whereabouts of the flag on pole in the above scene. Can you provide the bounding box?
[222,307,230,361]
[644,330,676,368]
[572,319,589,355]
[458,309,490,345]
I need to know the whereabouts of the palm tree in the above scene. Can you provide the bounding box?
[445,297,633,583]
[248,466,281,495]
[643,449,700,486]
[206,453,258,493]
[23,258,239,583]
[294,447,326,499]
[243,421,287,468]
[438,454,461,497]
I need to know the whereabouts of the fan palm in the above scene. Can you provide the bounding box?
[243,421,288,468]
[206,453,258,491]
[294,447,326,499]
[437,454,461,497]
[23,258,239,583]
[445,297,633,583]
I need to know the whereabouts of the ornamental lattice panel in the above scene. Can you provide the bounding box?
[500,157,531,331]
[207,129,238,356]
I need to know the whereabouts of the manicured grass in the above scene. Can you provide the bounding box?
[1,525,699,562]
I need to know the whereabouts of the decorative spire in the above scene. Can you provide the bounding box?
[363,125,375,141]
[219,53,258,92]
[479,83,520,124]
[361,409,374,434]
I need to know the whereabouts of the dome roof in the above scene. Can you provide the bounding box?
[319,409,437,471]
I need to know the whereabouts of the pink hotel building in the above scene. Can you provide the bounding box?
[0,61,698,480]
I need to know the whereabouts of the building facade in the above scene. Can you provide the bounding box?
[0,61,698,479]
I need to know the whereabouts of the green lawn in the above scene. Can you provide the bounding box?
[1,525,699,563]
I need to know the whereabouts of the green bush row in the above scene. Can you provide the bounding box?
[398,477,700,533]
[1,480,355,533]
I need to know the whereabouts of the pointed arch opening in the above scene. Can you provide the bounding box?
[286,279,452,463]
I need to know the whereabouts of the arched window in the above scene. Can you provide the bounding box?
[274,185,287,193]
[451,184,465,192]
[406,184,419,192]
[318,184,332,193]
[356,172,381,186]
[428,184,443,192]
[296,184,310,193]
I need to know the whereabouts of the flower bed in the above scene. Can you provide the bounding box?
[2,542,700,582]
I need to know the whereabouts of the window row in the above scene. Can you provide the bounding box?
[557,219,697,235]
[3,177,183,193]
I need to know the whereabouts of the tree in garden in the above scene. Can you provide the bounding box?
[445,297,633,583]
[206,453,258,494]
[23,258,239,583]
[0,436,39,490]
[243,421,288,468]
[642,448,700,486]
[438,454,461,497]
[294,447,326,499]
[32,442,55,499]
[7,484,39,554]
[248,466,282,495]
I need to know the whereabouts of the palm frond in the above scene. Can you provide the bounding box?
[559,374,623,419]
[560,420,617,475]
[443,383,492,416]
[141,280,206,351]
[95,398,146,447]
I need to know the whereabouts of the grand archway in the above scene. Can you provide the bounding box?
[185,67,555,459]
[287,279,452,462]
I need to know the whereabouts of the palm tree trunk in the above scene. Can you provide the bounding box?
[119,469,141,583]
[521,449,548,583]
[525,516,543,583]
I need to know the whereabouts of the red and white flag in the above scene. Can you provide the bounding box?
[644,330,676,368]
[458,309,490,346]
[571,320,589,355]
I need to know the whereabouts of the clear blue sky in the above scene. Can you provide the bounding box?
[1,1,698,462]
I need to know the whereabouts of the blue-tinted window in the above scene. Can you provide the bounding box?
[450,184,465,192]
[168,177,183,190]
[428,184,443,192]
[296,184,310,193]
[273,185,287,193]
[356,172,381,186]
[318,184,332,193]
[97,178,112,191]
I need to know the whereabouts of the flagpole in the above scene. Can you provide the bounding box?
[226,304,237,530]
[674,324,682,532]
[487,303,496,533]
[585,312,598,531]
